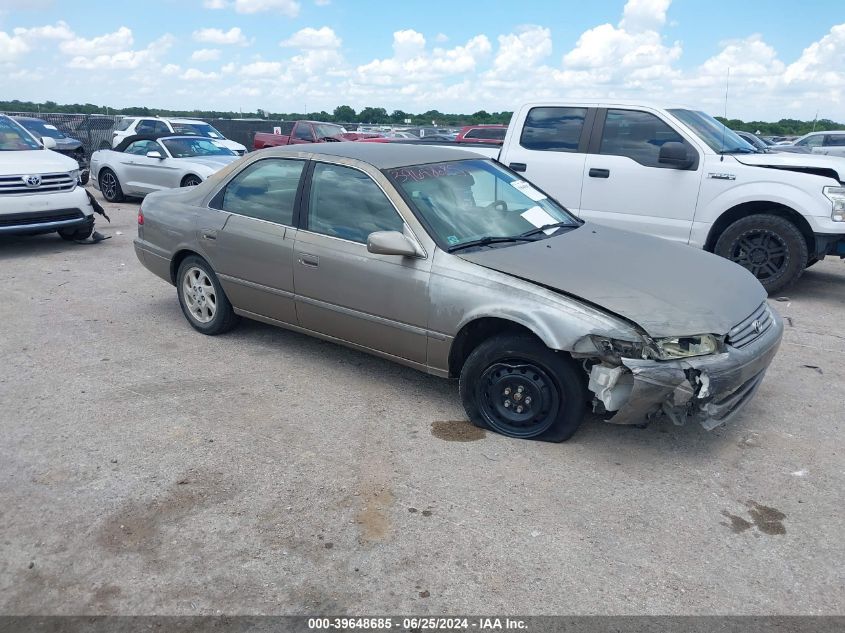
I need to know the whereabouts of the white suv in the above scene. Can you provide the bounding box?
[0,115,95,240]
[497,102,845,292]
[112,117,247,155]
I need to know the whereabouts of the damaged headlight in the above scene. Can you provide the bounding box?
[68,169,80,184]
[590,336,646,359]
[653,334,719,360]
[823,186,845,222]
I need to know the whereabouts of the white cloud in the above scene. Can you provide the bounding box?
[620,0,672,32]
[66,34,174,70]
[234,0,300,15]
[240,60,283,77]
[59,26,133,56]
[435,33,449,43]
[490,26,552,76]
[280,26,341,49]
[181,68,220,81]
[13,21,73,41]
[315,0,331,5]
[192,27,248,46]
[0,31,29,61]
[191,48,221,62]
[202,0,228,7]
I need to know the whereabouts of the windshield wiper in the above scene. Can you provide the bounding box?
[718,147,756,155]
[519,222,575,238]
[447,235,537,253]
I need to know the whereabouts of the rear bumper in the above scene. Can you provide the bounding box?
[134,239,173,284]
[607,310,784,430]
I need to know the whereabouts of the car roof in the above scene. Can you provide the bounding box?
[114,133,206,152]
[12,116,43,123]
[261,142,484,168]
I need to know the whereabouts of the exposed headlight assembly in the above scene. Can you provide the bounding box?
[68,169,80,184]
[653,334,719,360]
[823,186,845,222]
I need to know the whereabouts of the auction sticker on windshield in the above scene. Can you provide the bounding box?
[520,206,558,234]
[510,179,546,201]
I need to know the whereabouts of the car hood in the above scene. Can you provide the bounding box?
[732,152,845,181]
[458,223,765,338]
[0,148,79,173]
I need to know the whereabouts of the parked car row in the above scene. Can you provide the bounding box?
[112,117,247,155]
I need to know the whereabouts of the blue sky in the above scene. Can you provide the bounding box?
[1,0,844,119]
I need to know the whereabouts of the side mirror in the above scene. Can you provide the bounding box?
[42,137,57,150]
[367,231,418,257]
[146,150,164,160]
[658,142,694,169]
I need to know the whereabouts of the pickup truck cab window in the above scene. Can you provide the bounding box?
[519,107,588,152]
[221,158,305,225]
[294,124,315,142]
[824,134,845,147]
[600,109,690,168]
[307,162,404,243]
[136,119,169,136]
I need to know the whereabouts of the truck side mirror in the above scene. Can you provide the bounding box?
[41,137,57,150]
[658,142,694,169]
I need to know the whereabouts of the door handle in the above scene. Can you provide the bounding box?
[509,162,527,172]
[589,168,610,178]
[201,230,217,241]
[299,254,319,268]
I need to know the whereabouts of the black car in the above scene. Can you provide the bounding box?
[14,116,86,164]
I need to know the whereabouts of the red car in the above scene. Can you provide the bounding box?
[455,124,507,145]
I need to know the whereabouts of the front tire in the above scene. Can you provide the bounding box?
[99,168,124,203]
[176,255,239,335]
[714,213,808,294]
[459,334,587,442]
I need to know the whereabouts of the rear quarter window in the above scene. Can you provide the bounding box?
[519,107,587,152]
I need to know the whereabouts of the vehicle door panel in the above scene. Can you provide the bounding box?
[293,162,432,364]
[209,158,306,324]
[501,106,593,214]
[579,108,703,243]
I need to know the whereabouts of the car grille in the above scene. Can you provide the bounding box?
[0,208,84,227]
[0,173,76,196]
[727,302,774,348]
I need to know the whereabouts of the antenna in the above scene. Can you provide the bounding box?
[720,67,730,161]
[812,110,819,132]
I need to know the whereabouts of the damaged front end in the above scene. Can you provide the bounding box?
[580,304,784,430]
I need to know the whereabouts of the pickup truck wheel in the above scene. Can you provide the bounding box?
[459,334,587,442]
[176,255,239,335]
[99,168,124,203]
[714,214,808,294]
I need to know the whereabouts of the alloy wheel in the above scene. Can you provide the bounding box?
[730,229,789,281]
[182,267,217,324]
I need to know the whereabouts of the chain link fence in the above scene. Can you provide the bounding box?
[1,112,382,161]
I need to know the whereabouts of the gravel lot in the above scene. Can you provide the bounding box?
[1,188,843,615]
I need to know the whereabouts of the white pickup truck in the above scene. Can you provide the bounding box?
[0,114,95,241]
[490,102,845,292]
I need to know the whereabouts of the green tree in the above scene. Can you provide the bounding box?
[357,107,389,123]
[333,105,356,123]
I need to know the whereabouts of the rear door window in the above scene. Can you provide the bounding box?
[221,159,305,225]
[824,134,845,147]
[519,107,587,152]
[599,109,688,168]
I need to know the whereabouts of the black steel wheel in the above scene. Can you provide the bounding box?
[714,213,807,294]
[98,168,124,203]
[459,334,587,442]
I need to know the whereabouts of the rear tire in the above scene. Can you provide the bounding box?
[99,168,124,203]
[714,213,808,294]
[181,175,202,187]
[176,255,239,335]
[459,334,587,442]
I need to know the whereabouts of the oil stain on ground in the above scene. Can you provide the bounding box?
[721,501,787,535]
[431,420,486,442]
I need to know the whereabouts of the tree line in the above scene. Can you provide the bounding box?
[2,99,843,134]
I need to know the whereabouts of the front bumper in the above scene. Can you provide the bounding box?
[0,186,94,235]
[813,233,845,258]
[606,309,784,430]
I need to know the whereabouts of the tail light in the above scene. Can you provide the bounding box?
[137,208,144,225]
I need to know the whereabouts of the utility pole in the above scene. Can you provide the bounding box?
[812,110,819,132]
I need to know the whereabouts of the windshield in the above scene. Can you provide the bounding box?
[0,117,42,151]
[172,122,225,139]
[19,119,66,140]
[314,123,346,138]
[668,109,757,153]
[161,137,235,158]
[385,159,579,250]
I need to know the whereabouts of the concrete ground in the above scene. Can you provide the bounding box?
[0,189,843,616]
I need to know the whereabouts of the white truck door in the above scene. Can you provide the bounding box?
[579,108,704,243]
[500,106,593,215]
